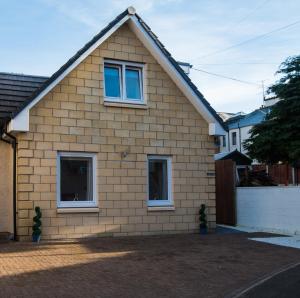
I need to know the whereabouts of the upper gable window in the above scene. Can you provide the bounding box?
[104,60,144,104]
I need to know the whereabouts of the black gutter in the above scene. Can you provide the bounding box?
[0,126,17,241]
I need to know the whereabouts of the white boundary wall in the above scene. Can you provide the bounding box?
[236,186,300,235]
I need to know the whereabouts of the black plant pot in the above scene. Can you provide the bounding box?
[32,234,41,243]
[200,226,208,235]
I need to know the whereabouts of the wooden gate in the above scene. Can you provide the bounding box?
[215,160,236,226]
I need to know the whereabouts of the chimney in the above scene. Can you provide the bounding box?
[177,61,192,76]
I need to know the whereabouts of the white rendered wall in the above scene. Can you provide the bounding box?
[240,126,252,154]
[236,186,300,235]
[227,126,252,154]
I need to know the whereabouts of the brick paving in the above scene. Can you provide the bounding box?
[0,233,299,297]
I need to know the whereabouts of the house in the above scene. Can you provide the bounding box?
[0,7,226,241]
[217,95,280,158]
[218,107,270,157]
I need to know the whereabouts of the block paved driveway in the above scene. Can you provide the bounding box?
[0,233,300,298]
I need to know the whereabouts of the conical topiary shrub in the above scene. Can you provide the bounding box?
[199,204,207,234]
[32,206,42,242]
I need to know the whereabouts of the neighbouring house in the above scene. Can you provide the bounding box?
[215,97,300,185]
[218,107,270,157]
[217,96,281,158]
[0,7,226,241]
[263,96,279,107]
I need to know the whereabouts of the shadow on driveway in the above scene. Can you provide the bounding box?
[238,263,300,298]
[0,233,299,297]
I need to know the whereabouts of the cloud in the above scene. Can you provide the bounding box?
[40,0,174,30]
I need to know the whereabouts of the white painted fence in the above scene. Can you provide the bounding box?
[236,186,300,235]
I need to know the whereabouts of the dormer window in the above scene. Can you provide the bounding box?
[104,60,144,104]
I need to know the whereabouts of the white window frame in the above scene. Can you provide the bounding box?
[56,152,97,208]
[104,59,145,105]
[147,155,173,207]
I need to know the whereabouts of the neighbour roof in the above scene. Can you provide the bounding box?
[0,73,48,126]
[218,111,245,122]
[226,107,269,129]
[214,150,252,165]
[1,7,226,131]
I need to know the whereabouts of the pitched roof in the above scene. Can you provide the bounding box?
[214,150,252,165]
[227,107,270,129]
[0,73,48,126]
[3,7,226,132]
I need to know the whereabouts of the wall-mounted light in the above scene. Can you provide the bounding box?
[121,149,129,159]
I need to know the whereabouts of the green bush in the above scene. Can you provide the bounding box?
[32,206,42,238]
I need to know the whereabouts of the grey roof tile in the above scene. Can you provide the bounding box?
[0,72,48,126]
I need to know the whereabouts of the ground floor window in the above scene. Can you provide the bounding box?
[147,155,173,206]
[57,152,97,208]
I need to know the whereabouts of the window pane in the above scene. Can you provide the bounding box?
[232,132,237,145]
[126,68,141,100]
[148,159,168,201]
[104,66,121,98]
[60,157,93,202]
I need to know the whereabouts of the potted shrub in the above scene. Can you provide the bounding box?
[32,206,42,242]
[199,204,208,234]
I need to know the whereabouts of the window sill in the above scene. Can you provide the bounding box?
[104,101,148,109]
[57,207,99,214]
[147,206,175,212]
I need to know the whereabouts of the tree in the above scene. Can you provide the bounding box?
[244,55,300,164]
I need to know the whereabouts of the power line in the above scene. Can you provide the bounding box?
[191,67,261,86]
[226,0,270,30]
[191,19,300,61]
[196,62,278,66]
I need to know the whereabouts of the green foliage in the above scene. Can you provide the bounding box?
[199,204,207,229]
[32,206,42,237]
[244,55,300,164]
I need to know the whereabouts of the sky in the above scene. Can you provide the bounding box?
[0,0,299,113]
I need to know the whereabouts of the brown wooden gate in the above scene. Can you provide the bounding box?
[215,160,236,225]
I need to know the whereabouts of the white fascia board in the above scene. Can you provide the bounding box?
[128,17,226,136]
[8,109,29,132]
[8,15,130,133]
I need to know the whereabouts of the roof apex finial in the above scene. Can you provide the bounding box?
[127,6,136,15]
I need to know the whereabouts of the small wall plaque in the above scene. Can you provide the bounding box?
[207,172,215,177]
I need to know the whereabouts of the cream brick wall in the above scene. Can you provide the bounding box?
[0,141,13,233]
[16,23,216,240]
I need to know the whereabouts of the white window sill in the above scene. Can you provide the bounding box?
[104,101,148,109]
[147,206,175,212]
[57,207,100,214]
